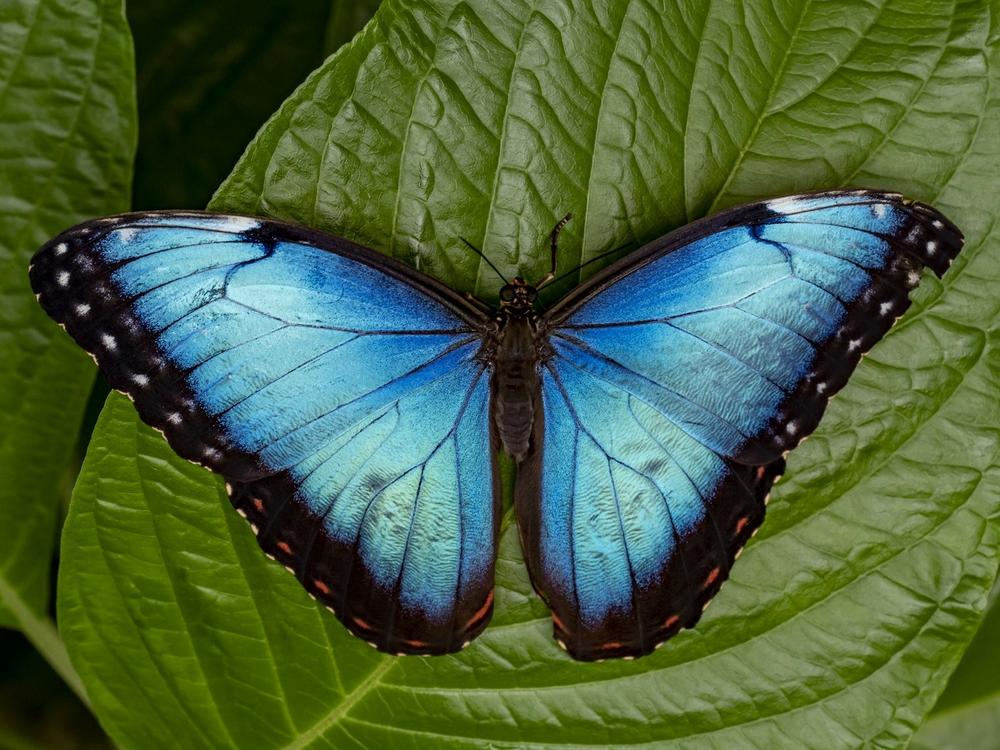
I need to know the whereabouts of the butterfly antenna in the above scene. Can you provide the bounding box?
[460,237,509,285]
[535,213,574,289]
[545,240,633,289]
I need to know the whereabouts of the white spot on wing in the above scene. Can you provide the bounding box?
[907,270,921,287]
[879,301,893,316]
[932,219,943,229]
[131,373,149,387]
[166,412,182,425]
[57,271,70,287]
[216,216,259,233]
[766,196,799,215]
[873,204,887,218]
[926,240,938,255]
[54,242,68,256]
[100,333,117,351]
[848,338,862,352]
[75,303,90,316]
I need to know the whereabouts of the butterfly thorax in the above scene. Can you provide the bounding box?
[492,278,543,461]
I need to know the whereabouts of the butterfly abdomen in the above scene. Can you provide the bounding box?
[493,317,540,461]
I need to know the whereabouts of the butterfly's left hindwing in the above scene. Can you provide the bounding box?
[521,191,963,660]
[30,213,499,654]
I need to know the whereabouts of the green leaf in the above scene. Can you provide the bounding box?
[0,0,135,628]
[128,0,333,210]
[60,0,1000,748]
[909,580,1000,750]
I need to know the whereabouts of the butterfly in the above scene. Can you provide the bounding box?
[29,190,962,661]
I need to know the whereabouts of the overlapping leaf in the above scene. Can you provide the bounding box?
[59,0,1000,747]
[0,0,134,628]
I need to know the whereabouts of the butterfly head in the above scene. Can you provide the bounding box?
[498,277,538,316]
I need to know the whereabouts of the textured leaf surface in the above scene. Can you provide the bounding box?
[0,0,135,627]
[60,0,1000,748]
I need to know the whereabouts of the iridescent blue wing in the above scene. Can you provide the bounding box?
[521,190,963,660]
[30,213,499,654]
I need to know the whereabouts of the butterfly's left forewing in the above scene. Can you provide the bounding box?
[30,213,499,654]
[522,191,963,660]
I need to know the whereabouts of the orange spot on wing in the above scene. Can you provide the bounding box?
[352,616,372,631]
[253,497,265,512]
[465,591,494,629]
[734,516,750,536]
[600,641,624,650]
[313,579,331,596]
[403,638,428,649]
[701,566,721,590]
[551,611,567,632]
[276,541,293,555]
[664,614,680,630]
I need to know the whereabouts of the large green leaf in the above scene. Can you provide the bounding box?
[0,0,135,628]
[59,0,1000,747]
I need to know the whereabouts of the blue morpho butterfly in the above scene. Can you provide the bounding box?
[30,190,962,661]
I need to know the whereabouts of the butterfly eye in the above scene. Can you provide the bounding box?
[499,287,515,302]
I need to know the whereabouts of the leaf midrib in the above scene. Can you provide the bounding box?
[282,657,394,750]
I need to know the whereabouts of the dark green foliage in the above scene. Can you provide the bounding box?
[128,0,334,210]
